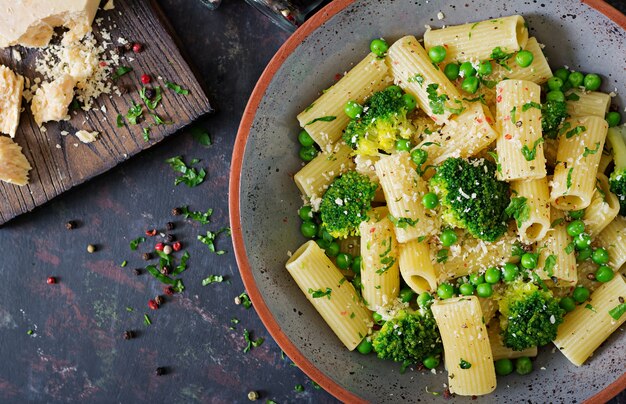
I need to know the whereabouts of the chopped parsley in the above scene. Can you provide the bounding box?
[126,101,143,125]
[305,116,336,126]
[26,329,33,335]
[521,137,544,161]
[202,275,225,285]
[408,74,425,86]
[172,251,190,275]
[165,81,190,95]
[146,265,185,292]
[459,359,472,369]
[198,227,231,255]
[116,114,124,127]
[308,287,332,299]
[565,92,580,101]
[505,197,530,226]
[550,218,565,228]
[243,329,265,353]
[144,314,152,326]
[584,303,597,313]
[191,126,212,147]
[165,156,207,187]
[130,237,146,251]
[426,83,448,115]
[112,65,133,80]
[294,384,305,393]
[544,254,557,277]
[140,86,162,109]
[566,167,574,190]
[522,101,541,112]
[510,106,517,123]
[487,151,502,173]
[142,127,150,141]
[565,241,576,254]
[238,292,252,309]
[608,302,626,320]
[583,142,601,157]
[120,260,127,268]
[151,113,173,126]
[565,125,586,139]
[463,94,487,105]
[436,249,449,263]
[490,47,514,71]
[180,205,213,224]
[387,214,419,228]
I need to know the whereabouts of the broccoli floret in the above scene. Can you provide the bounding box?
[607,125,626,215]
[541,100,569,139]
[429,157,510,242]
[342,86,415,155]
[319,171,378,238]
[498,280,565,351]
[372,309,442,365]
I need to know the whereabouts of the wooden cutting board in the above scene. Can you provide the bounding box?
[0,0,212,225]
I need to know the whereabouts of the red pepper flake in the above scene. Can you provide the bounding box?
[47,276,56,284]
[496,95,502,103]
[164,286,175,295]
[172,241,182,252]
[99,61,107,67]
[476,118,483,124]
[334,73,343,81]
[132,43,143,53]
[485,116,494,125]
[154,242,164,251]
[146,229,157,237]
[141,74,152,84]
[505,134,512,140]
[370,227,376,233]
[148,299,159,310]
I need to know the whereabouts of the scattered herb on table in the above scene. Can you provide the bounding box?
[130,237,146,251]
[237,292,252,309]
[243,329,265,353]
[294,384,304,392]
[140,86,162,109]
[172,251,190,275]
[121,260,127,267]
[165,156,206,187]
[165,81,190,95]
[116,114,124,127]
[126,307,134,312]
[112,65,133,80]
[126,101,143,125]
[151,113,173,126]
[191,126,212,147]
[202,275,225,285]
[180,206,213,224]
[144,314,152,325]
[198,227,231,255]
[26,329,33,335]
[142,127,150,141]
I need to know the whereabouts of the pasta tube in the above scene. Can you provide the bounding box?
[294,143,355,199]
[583,174,620,236]
[510,177,551,243]
[398,239,438,294]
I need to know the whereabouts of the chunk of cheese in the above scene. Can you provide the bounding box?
[31,74,76,126]
[0,65,24,137]
[0,136,31,186]
[75,130,98,143]
[0,0,100,48]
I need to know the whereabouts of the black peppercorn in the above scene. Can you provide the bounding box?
[172,207,182,216]
[166,222,175,231]
[142,252,152,261]
[65,220,77,230]
[133,268,142,276]
[165,234,175,243]
[144,87,155,99]
[123,330,134,340]
[155,367,166,376]
[123,42,133,52]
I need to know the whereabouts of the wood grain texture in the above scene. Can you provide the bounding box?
[0,0,212,225]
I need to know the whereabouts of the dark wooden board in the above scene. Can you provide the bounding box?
[0,0,212,225]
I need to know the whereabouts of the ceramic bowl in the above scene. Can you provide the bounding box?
[230,1,626,402]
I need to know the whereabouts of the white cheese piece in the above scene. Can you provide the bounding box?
[0,65,24,137]
[75,129,98,143]
[0,136,31,186]
[103,0,115,11]
[31,74,76,126]
[0,0,100,48]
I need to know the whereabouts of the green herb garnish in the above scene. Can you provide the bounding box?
[144,314,151,325]
[172,251,190,275]
[140,86,162,110]
[165,81,190,95]
[191,126,212,147]
[198,227,231,255]
[521,137,544,161]
[308,287,332,299]
[305,116,337,126]
[608,302,626,320]
[387,214,419,229]
[142,127,150,141]
[165,156,207,187]
[566,167,574,190]
[202,275,225,285]
[238,292,252,309]
[130,237,146,251]
[459,359,472,369]
[505,196,530,226]
[522,101,541,112]
[544,254,557,277]
[116,114,124,127]
[426,83,448,115]
[565,125,586,139]
[112,66,133,80]
[180,206,213,224]
[583,142,601,157]
[243,329,264,353]
[126,101,143,125]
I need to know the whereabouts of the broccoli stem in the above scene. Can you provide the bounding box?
[607,126,626,171]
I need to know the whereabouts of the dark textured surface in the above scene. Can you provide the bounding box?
[0,0,624,403]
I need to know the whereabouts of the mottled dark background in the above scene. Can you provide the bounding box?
[0,0,624,403]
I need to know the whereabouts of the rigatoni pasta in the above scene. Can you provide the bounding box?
[535,207,577,286]
[398,239,438,294]
[583,174,620,236]
[294,143,355,199]
[510,177,551,243]
[565,90,611,118]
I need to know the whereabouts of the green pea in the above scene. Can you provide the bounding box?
[399,287,416,303]
[494,359,514,376]
[566,220,585,237]
[485,267,501,284]
[459,62,476,78]
[395,138,412,151]
[547,77,564,91]
[515,357,533,375]
[569,209,585,220]
[574,233,591,250]
[577,248,593,262]
[568,71,584,87]
[477,60,493,76]
[370,38,388,57]
[554,67,570,82]
[387,85,403,97]
[559,296,576,313]
[410,148,428,166]
[592,248,609,265]
[422,192,439,210]
[546,90,565,102]
[515,50,534,67]
[521,253,538,269]
[502,263,519,282]
[469,273,485,286]
[461,76,479,94]
[444,63,460,81]
[583,73,602,91]
[440,229,458,247]
[402,93,417,111]
[595,265,614,283]
[476,283,493,298]
[298,205,313,221]
[298,130,315,147]
[357,338,373,354]
[572,286,590,303]
[336,253,352,270]
[325,241,340,257]
[344,100,363,119]
[300,221,317,238]
[423,355,440,369]
[606,111,622,128]
[352,256,362,274]
[428,45,447,63]
[417,292,434,308]
[437,283,454,299]
[299,146,318,162]
[459,283,474,296]
[372,312,383,323]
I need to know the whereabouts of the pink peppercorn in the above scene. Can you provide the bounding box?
[141,74,151,84]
